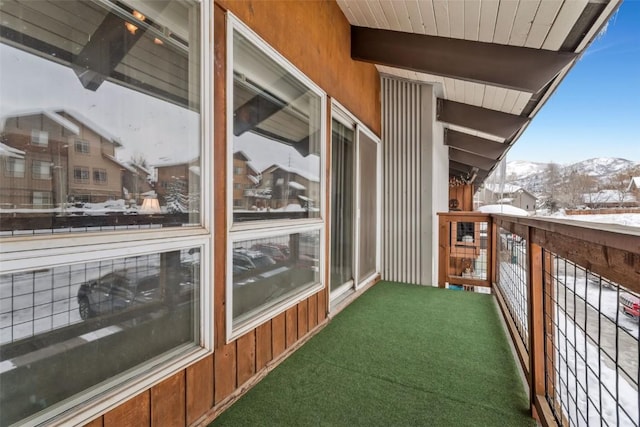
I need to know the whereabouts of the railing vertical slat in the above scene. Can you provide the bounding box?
[528,237,546,420]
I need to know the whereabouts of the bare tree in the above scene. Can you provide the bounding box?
[542,162,562,211]
[561,170,597,208]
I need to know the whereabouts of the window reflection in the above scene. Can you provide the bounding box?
[232,31,321,222]
[0,248,200,425]
[0,0,201,235]
[232,230,320,327]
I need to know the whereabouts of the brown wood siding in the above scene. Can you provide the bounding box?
[83,2,380,426]
[186,355,214,425]
[103,391,150,427]
[449,184,474,211]
[151,372,186,427]
[217,0,380,136]
[236,331,256,386]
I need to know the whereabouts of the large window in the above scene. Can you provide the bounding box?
[0,1,210,425]
[4,158,25,178]
[227,17,325,338]
[74,166,90,183]
[31,160,51,180]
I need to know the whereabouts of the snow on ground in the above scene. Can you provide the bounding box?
[546,211,640,228]
[498,256,639,426]
[477,204,529,216]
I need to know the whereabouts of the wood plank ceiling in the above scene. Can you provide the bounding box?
[337,0,621,184]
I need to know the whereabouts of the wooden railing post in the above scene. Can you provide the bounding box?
[528,233,546,421]
[438,214,447,288]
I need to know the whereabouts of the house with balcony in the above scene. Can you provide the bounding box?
[1,1,637,427]
[0,110,124,210]
[477,183,538,213]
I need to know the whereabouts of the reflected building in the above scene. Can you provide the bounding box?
[260,163,319,210]
[154,158,200,211]
[0,110,125,209]
[233,150,261,209]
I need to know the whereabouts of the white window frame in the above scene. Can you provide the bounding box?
[0,1,214,426]
[32,191,52,206]
[93,167,107,184]
[31,130,48,146]
[31,159,52,179]
[75,139,90,154]
[226,14,326,341]
[4,157,25,178]
[74,166,90,183]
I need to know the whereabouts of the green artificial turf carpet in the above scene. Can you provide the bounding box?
[211,281,534,426]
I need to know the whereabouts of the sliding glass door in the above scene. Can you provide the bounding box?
[330,118,355,296]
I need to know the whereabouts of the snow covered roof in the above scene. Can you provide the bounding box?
[263,163,320,183]
[483,183,522,194]
[0,109,123,146]
[477,204,529,216]
[628,177,640,192]
[248,175,260,185]
[153,157,199,168]
[189,165,201,176]
[288,181,306,190]
[0,142,25,159]
[104,154,132,171]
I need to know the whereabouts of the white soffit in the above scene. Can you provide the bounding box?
[337,0,594,117]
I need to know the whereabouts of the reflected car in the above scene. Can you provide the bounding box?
[619,291,640,320]
[77,266,195,320]
[250,243,289,262]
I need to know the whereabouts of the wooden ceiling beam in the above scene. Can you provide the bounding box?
[444,129,509,160]
[438,100,528,140]
[449,148,497,171]
[351,26,576,93]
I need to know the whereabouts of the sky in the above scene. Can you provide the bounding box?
[508,1,640,164]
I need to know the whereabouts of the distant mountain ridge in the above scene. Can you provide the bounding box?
[504,157,640,193]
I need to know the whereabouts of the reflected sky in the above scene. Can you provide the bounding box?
[0,44,199,165]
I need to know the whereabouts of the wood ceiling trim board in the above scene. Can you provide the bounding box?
[351,1,372,26]
[482,85,497,109]
[525,0,563,49]
[473,83,486,107]
[463,0,481,41]
[463,81,476,105]
[542,0,588,50]
[393,1,414,33]
[417,0,438,36]
[356,0,379,28]
[445,129,508,159]
[433,0,451,37]
[448,0,465,40]
[478,0,500,43]
[454,78,465,102]
[509,0,541,46]
[438,99,528,140]
[493,0,519,45]
[511,92,531,115]
[501,90,520,113]
[379,0,402,31]
[368,1,388,28]
[443,76,456,100]
[351,26,576,93]
[405,0,426,34]
[449,147,497,171]
[491,87,508,112]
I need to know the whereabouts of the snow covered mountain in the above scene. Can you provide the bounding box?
[504,157,639,192]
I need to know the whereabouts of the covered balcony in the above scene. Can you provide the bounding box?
[205,214,639,427]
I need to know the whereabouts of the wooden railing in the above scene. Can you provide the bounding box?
[438,212,640,427]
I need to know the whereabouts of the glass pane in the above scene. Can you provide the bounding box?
[0,0,201,236]
[232,30,321,223]
[358,132,377,280]
[0,248,200,425]
[330,119,354,291]
[232,230,320,328]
